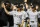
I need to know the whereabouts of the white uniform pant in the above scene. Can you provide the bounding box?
[23,22,26,27]
[14,23,18,27]
[30,21,37,27]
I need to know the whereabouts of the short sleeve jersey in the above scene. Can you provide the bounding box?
[9,11,24,24]
[27,9,38,21]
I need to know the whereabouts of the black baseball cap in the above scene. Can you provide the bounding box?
[32,5,36,8]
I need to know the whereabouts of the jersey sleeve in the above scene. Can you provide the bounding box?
[22,14,25,19]
[26,10,29,19]
[22,12,28,20]
[9,11,14,15]
[37,11,40,18]
[25,12,28,18]
[38,11,40,13]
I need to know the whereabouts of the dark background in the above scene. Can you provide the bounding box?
[0,0,38,3]
[0,0,40,4]
[0,0,40,6]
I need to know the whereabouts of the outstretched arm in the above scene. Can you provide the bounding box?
[4,7,9,15]
[3,4,12,15]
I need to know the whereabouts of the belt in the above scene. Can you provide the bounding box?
[31,21,34,23]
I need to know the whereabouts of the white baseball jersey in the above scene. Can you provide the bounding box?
[21,11,28,19]
[27,9,38,21]
[27,9,40,27]
[9,11,24,24]
[27,9,38,25]
[38,11,40,18]
[21,11,28,27]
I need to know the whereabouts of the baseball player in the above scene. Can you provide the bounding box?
[20,5,29,27]
[36,4,40,27]
[38,11,40,27]
[26,5,40,27]
[3,3,25,27]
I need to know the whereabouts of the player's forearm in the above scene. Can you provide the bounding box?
[4,7,9,14]
[22,19,24,25]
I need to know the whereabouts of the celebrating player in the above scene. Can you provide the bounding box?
[3,3,25,27]
[20,5,29,27]
[26,5,40,27]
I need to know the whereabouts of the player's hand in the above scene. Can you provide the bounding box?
[3,3,5,8]
[21,24,23,27]
[28,24,30,27]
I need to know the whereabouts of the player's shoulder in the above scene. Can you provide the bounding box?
[21,11,26,13]
[27,9,31,12]
[37,11,40,13]
[11,11,17,13]
[27,9,31,11]
[35,10,38,13]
